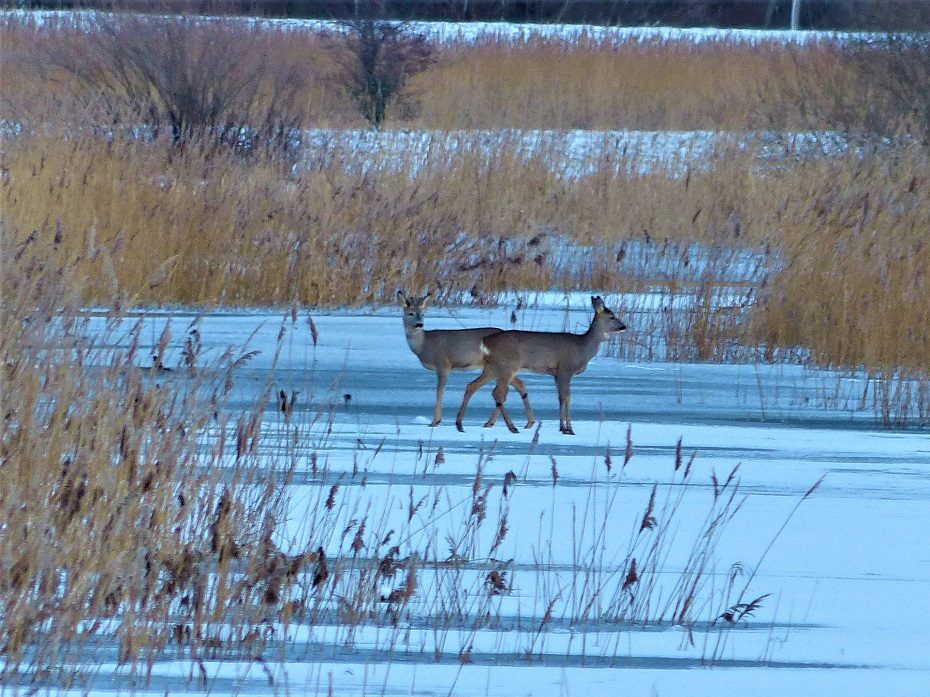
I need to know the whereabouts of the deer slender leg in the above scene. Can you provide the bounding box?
[484,375,509,427]
[486,377,531,428]
[554,375,565,433]
[556,374,574,435]
[509,376,535,428]
[456,366,493,432]
[563,390,574,435]
[491,379,519,433]
[431,369,448,426]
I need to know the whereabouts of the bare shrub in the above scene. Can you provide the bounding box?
[332,13,434,127]
[39,12,307,153]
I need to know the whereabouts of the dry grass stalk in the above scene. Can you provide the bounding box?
[0,242,319,685]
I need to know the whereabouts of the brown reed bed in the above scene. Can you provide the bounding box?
[0,244,314,686]
[748,146,929,371]
[3,129,927,379]
[414,34,856,132]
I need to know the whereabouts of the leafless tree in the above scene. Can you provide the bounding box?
[334,7,433,128]
[44,12,306,154]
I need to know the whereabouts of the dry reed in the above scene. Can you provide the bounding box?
[0,240,320,686]
[3,131,926,379]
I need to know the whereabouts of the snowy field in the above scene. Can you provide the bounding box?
[294,128,851,178]
[49,295,930,696]
[4,9,881,45]
[0,120,851,179]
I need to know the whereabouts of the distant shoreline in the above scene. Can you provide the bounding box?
[10,0,930,31]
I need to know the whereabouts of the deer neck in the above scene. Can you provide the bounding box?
[404,324,427,356]
[580,317,610,360]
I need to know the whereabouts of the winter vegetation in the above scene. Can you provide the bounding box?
[1,6,928,695]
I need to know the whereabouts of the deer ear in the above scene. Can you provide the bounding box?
[397,290,410,306]
[591,295,605,311]
[421,292,433,307]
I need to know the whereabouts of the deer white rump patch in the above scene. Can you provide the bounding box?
[480,340,490,355]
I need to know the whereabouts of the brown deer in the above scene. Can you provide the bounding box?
[455,296,626,435]
[398,290,535,427]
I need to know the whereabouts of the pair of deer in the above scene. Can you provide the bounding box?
[398,291,627,435]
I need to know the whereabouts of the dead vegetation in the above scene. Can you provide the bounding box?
[1,14,927,414]
[5,14,928,136]
[0,243,312,683]
[3,129,926,405]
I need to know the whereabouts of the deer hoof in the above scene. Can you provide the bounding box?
[455,421,465,433]
[430,419,441,427]
[507,424,519,434]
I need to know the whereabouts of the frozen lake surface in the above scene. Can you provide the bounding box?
[55,297,930,696]
[5,9,880,45]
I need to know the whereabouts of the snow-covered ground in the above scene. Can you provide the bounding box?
[53,296,930,696]
[4,9,883,45]
[0,119,850,179]
[296,128,850,178]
